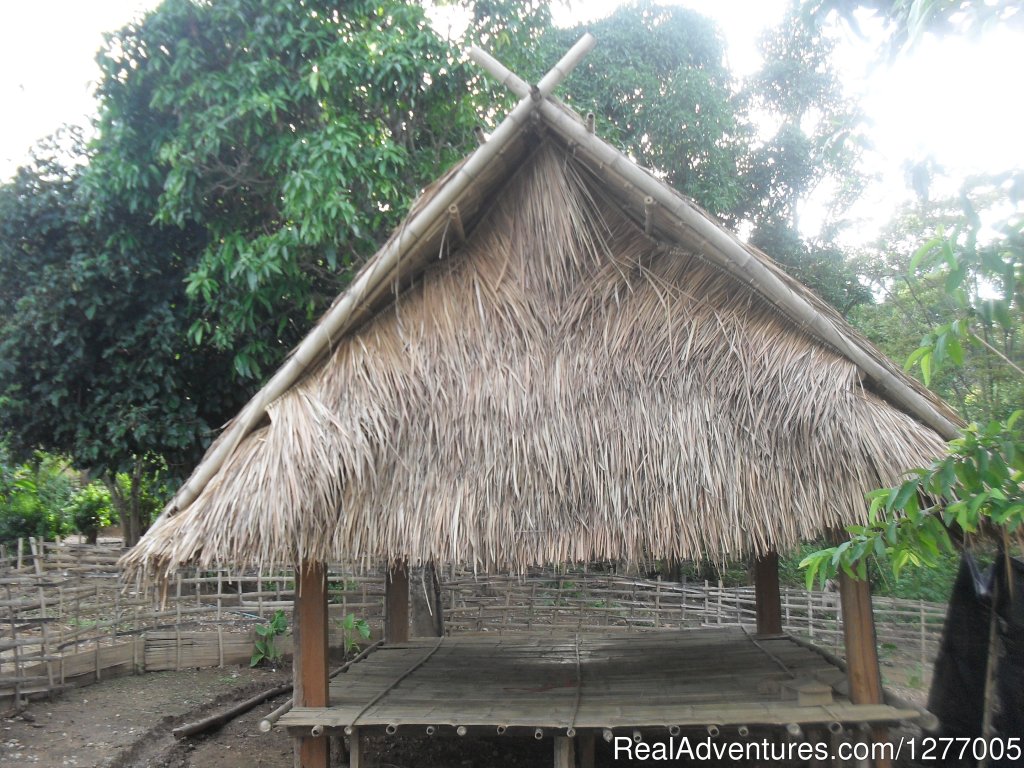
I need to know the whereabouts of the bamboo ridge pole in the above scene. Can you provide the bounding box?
[155,34,596,526]
[467,46,959,442]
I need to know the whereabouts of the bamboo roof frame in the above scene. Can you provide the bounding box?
[123,36,962,579]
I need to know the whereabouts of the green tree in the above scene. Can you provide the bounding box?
[1,0,492,543]
[806,0,1023,54]
[88,0,480,381]
[742,3,871,313]
[546,2,870,313]
[0,132,238,544]
[546,2,751,217]
[851,178,1024,420]
[64,482,113,545]
[803,174,1024,587]
[795,0,1024,592]
[0,448,79,545]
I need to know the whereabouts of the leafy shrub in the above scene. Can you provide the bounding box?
[251,610,288,667]
[339,613,371,653]
[0,451,79,545]
[64,483,113,544]
[0,472,49,543]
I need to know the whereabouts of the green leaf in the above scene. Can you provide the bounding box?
[993,300,1013,331]
[946,334,964,366]
[919,350,933,385]
[889,480,918,513]
[909,234,942,273]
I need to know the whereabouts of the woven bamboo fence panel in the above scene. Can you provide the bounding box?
[0,538,386,708]
[1,540,947,708]
[439,569,947,669]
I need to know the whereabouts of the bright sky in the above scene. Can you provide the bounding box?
[2,1,1022,245]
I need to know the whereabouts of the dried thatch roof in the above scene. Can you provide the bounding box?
[124,57,960,579]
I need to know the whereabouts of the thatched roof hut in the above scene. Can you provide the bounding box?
[123,38,959,582]
[121,38,959,765]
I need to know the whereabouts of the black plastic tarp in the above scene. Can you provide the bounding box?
[928,552,1024,765]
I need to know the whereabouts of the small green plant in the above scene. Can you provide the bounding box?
[907,665,925,690]
[251,609,288,667]
[339,612,371,654]
[64,483,112,544]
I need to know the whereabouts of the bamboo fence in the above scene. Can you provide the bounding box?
[1,540,947,710]
[440,570,947,667]
[0,538,386,708]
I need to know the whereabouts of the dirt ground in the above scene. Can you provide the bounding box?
[0,664,558,768]
[1,662,930,768]
[0,666,290,767]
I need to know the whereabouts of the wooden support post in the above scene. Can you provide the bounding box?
[838,572,891,768]
[385,560,410,644]
[293,561,330,768]
[753,551,783,636]
[578,730,596,768]
[554,735,575,768]
[348,726,362,768]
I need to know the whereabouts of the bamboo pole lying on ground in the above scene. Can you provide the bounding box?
[168,640,386,739]
[172,680,294,739]
[259,640,383,733]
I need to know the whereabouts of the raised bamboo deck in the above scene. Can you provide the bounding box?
[281,628,919,734]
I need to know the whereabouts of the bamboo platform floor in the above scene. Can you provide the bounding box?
[281,628,920,735]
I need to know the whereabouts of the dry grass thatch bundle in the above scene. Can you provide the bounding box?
[125,144,950,579]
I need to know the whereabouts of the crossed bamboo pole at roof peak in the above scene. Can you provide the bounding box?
[156,35,597,522]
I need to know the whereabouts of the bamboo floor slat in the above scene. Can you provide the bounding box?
[279,628,921,732]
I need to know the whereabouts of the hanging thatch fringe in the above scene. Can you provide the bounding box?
[123,146,949,580]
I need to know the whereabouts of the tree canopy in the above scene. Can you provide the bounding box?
[88,0,482,380]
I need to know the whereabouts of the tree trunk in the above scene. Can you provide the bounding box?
[106,461,147,548]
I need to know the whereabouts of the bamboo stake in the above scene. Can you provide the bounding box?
[30,538,56,695]
[7,584,21,708]
[448,204,467,244]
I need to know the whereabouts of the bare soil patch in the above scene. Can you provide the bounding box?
[0,666,288,767]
